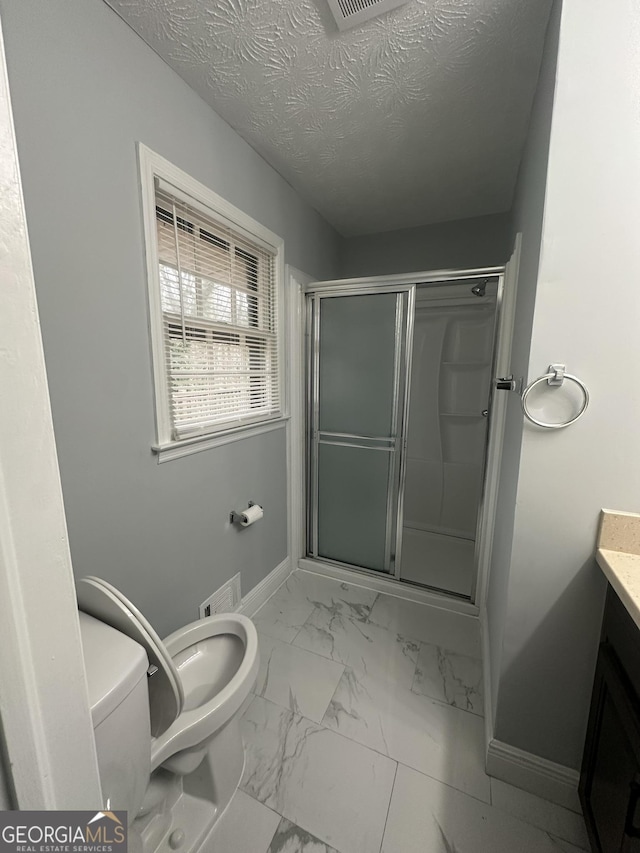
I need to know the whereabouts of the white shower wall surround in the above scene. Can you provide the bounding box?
[401,298,496,596]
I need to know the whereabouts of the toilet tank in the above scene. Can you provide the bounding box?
[79,611,151,820]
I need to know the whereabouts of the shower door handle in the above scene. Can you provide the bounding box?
[495,375,522,392]
[495,375,516,391]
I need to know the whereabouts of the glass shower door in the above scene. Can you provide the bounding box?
[308,289,412,574]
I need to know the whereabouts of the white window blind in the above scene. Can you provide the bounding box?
[153,181,281,440]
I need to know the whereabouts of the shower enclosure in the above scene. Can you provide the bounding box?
[305,271,501,601]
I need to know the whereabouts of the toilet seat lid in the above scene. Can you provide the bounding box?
[76,576,184,737]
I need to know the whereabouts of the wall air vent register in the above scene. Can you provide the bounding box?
[326,0,411,31]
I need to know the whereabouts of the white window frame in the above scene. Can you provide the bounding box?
[138,144,286,462]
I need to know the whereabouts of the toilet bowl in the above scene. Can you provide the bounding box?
[77,576,259,853]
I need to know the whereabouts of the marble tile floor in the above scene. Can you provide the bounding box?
[203,570,589,853]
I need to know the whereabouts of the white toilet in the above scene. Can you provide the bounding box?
[77,575,258,853]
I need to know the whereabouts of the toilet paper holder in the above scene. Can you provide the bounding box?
[230,501,262,526]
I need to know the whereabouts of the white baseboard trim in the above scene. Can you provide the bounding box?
[486,738,581,813]
[237,557,292,618]
[480,608,581,813]
[298,558,478,617]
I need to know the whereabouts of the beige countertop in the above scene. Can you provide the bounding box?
[596,510,640,631]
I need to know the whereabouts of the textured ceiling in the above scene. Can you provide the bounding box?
[106,0,553,236]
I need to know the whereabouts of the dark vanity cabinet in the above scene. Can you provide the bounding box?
[580,586,640,852]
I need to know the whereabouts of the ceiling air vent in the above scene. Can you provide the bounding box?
[326,0,411,31]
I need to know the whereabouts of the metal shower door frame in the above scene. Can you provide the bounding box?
[306,283,416,576]
[303,263,510,605]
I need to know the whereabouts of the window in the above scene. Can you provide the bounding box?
[139,146,284,459]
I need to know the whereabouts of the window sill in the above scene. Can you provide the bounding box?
[152,417,288,463]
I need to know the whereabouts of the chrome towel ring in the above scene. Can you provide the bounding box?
[521,364,589,429]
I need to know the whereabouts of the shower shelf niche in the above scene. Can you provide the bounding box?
[404,301,496,584]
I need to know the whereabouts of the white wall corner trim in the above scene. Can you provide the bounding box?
[475,234,521,611]
[486,738,581,813]
[480,605,494,754]
[237,557,293,617]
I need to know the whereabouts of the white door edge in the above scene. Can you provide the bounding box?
[0,18,102,808]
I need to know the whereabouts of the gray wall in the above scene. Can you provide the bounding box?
[340,213,512,278]
[486,0,561,723]
[492,0,640,770]
[0,0,341,637]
